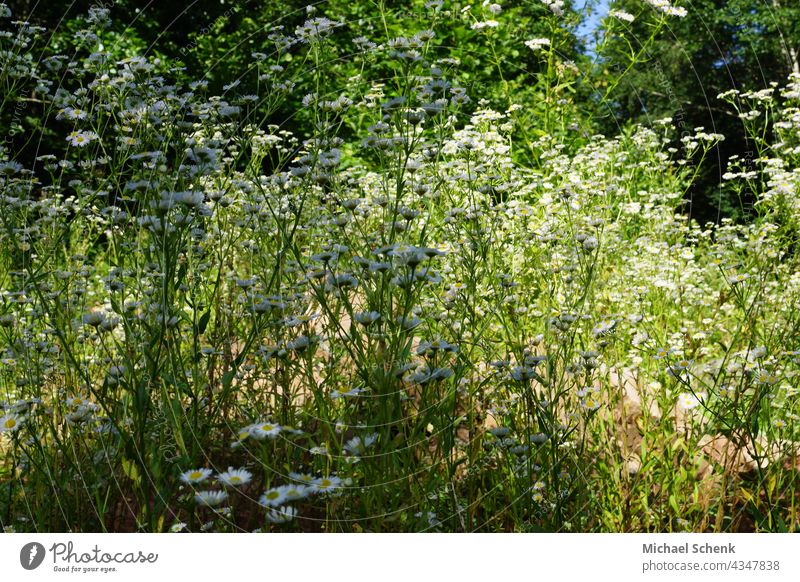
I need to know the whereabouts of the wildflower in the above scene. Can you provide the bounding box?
[671,358,693,371]
[524,38,551,52]
[327,273,358,290]
[343,433,378,456]
[217,468,253,487]
[645,0,687,17]
[609,10,635,23]
[0,161,22,177]
[415,510,441,528]
[417,339,458,354]
[311,475,343,494]
[369,261,392,273]
[66,405,95,425]
[60,107,88,120]
[354,311,381,326]
[540,0,565,15]
[678,392,705,410]
[81,310,106,327]
[582,236,599,251]
[249,422,283,439]
[289,472,316,485]
[280,484,311,501]
[260,487,288,507]
[331,387,366,399]
[98,317,119,333]
[195,490,228,507]
[286,335,312,352]
[471,20,499,30]
[266,506,297,523]
[727,273,750,285]
[718,385,736,397]
[295,17,341,42]
[510,366,538,382]
[592,319,617,337]
[66,395,91,408]
[408,366,453,385]
[66,130,98,147]
[653,347,673,360]
[668,361,693,381]
[582,395,601,411]
[180,468,213,485]
[489,427,510,438]
[757,371,780,385]
[0,412,22,433]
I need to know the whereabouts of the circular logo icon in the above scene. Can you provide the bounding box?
[20,542,46,570]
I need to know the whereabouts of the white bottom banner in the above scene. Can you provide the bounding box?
[2,533,798,581]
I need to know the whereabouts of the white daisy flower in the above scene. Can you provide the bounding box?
[180,468,213,485]
[343,433,378,456]
[81,310,106,327]
[61,107,88,120]
[309,444,328,456]
[66,130,98,147]
[195,490,228,507]
[591,319,617,337]
[266,505,297,523]
[65,394,91,408]
[678,392,706,410]
[217,467,253,487]
[259,487,288,507]
[330,387,366,399]
[757,371,780,385]
[0,412,22,433]
[248,422,283,440]
[278,484,311,501]
[289,472,316,485]
[311,475,343,494]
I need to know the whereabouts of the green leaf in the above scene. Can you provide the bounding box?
[198,310,211,334]
[121,458,141,485]
[669,494,680,515]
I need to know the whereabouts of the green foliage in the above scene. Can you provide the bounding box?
[595,0,800,223]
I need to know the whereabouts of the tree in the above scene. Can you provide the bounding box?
[594,0,800,223]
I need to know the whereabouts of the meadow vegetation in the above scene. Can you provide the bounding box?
[1,0,800,532]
